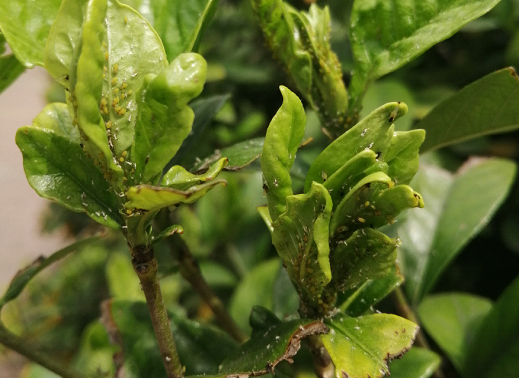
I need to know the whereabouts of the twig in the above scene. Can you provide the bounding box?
[0,321,87,378]
[391,287,446,378]
[131,245,183,378]
[305,334,335,378]
[166,233,248,343]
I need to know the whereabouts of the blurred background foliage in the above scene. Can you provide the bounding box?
[2,0,519,376]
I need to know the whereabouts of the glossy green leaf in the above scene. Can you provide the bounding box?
[0,0,61,67]
[73,0,122,177]
[219,314,327,375]
[194,137,265,172]
[339,265,404,317]
[103,299,238,376]
[163,158,228,190]
[153,0,220,61]
[261,86,306,221]
[305,102,408,192]
[330,228,399,293]
[415,68,519,153]
[349,0,501,103]
[0,54,25,94]
[322,312,418,378]
[125,180,226,211]
[398,159,517,304]
[229,259,280,333]
[16,104,122,227]
[133,52,207,183]
[389,347,441,378]
[418,293,492,372]
[272,182,333,313]
[463,275,519,378]
[0,235,101,308]
[169,94,230,168]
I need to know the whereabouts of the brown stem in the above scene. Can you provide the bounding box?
[391,287,446,378]
[132,245,183,378]
[305,335,335,378]
[167,234,247,343]
[0,322,87,378]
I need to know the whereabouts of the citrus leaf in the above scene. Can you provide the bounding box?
[389,347,441,378]
[349,0,501,103]
[272,182,333,314]
[125,180,226,211]
[418,293,492,372]
[398,159,517,304]
[0,234,102,308]
[415,68,519,153]
[261,86,306,221]
[102,299,238,376]
[0,54,25,94]
[163,158,228,190]
[16,104,122,227]
[0,0,61,67]
[133,52,207,183]
[322,312,418,378]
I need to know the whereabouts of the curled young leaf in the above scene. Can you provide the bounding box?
[163,158,228,190]
[261,86,306,221]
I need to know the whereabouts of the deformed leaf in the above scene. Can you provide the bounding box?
[305,102,408,192]
[415,68,519,153]
[0,0,61,67]
[349,0,501,104]
[383,129,425,185]
[16,104,122,227]
[102,299,238,376]
[133,52,207,183]
[418,293,492,372]
[261,86,306,221]
[163,158,228,190]
[272,182,333,313]
[339,265,404,317]
[329,229,399,293]
[322,312,418,378]
[389,347,441,378]
[0,235,102,308]
[125,180,226,211]
[399,159,517,304]
[150,224,184,246]
[219,315,328,375]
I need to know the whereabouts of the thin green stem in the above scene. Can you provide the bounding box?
[391,287,446,378]
[131,245,183,378]
[166,233,247,343]
[0,321,87,378]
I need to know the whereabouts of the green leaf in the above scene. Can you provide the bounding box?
[384,130,426,185]
[153,0,220,61]
[103,299,238,375]
[322,312,418,378]
[74,321,118,376]
[194,137,265,172]
[133,52,207,183]
[106,253,145,301]
[389,347,441,378]
[272,182,333,314]
[0,54,25,94]
[349,0,501,103]
[0,235,101,308]
[398,159,517,304]
[219,314,327,375]
[125,180,226,211]
[151,224,184,246]
[463,275,519,378]
[0,0,61,67]
[257,205,274,233]
[73,0,123,178]
[415,68,519,153]
[330,228,399,293]
[229,259,280,333]
[16,104,122,228]
[305,102,408,192]
[163,158,228,190]
[272,266,299,319]
[418,293,492,372]
[261,86,306,221]
[339,265,404,317]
